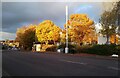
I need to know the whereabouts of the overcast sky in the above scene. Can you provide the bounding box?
[1,2,114,40]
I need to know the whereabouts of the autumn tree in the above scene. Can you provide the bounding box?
[110,35,118,44]
[16,25,36,50]
[59,30,67,43]
[64,14,94,45]
[36,20,61,44]
[111,1,120,44]
[100,1,120,44]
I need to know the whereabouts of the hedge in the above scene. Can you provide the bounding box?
[77,44,120,55]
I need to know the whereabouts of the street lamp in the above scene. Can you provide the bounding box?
[65,5,69,54]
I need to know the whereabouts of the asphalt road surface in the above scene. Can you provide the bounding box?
[2,50,119,76]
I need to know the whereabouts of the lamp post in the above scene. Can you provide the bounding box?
[65,5,69,54]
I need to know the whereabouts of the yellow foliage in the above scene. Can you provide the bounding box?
[64,14,95,44]
[36,20,61,44]
[110,35,118,44]
[16,24,36,49]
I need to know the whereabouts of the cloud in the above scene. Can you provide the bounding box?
[2,2,104,30]
[2,2,117,40]
[0,2,2,31]
[0,31,16,40]
[1,0,119,2]
[2,2,67,32]
[75,5,93,13]
[68,2,104,22]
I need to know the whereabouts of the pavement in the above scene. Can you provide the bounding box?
[2,50,119,76]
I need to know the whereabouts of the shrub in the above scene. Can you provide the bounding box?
[46,45,57,52]
[77,44,119,56]
[57,43,77,54]
[2,45,8,50]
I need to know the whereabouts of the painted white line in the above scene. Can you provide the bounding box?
[108,66,120,71]
[60,60,87,65]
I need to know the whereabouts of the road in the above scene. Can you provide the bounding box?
[2,50,119,76]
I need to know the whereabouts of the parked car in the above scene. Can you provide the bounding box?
[11,47,20,51]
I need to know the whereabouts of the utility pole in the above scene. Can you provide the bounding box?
[65,5,68,54]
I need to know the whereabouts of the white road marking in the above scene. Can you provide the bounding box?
[61,60,119,71]
[108,66,120,71]
[60,59,87,65]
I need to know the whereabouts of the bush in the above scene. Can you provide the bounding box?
[77,44,120,56]
[46,45,57,52]
[2,45,8,50]
[68,48,76,54]
[57,43,77,54]
[57,43,76,49]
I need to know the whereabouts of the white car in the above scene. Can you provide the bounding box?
[12,47,18,50]
[112,54,118,58]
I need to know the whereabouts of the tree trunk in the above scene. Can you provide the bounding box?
[54,41,55,45]
[114,34,116,44]
[106,35,110,44]
[46,41,48,45]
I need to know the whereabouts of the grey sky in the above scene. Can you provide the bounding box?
[1,2,115,40]
[2,2,67,33]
